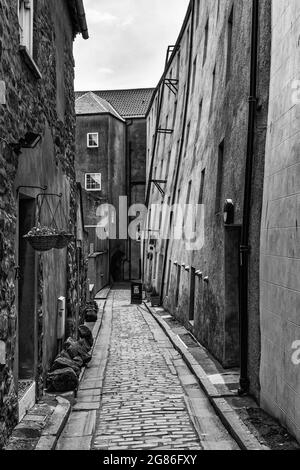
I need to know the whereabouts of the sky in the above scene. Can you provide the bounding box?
[74,0,190,91]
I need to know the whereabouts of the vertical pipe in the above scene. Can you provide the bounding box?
[239,0,259,395]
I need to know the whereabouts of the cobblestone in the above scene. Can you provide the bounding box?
[92,289,202,450]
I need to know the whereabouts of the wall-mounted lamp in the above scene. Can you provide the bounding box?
[19,132,41,149]
[223,199,235,225]
[0,131,41,154]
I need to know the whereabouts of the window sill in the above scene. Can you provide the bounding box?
[19,46,42,80]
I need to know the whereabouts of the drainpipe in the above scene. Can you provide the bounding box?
[239,0,259,395]
[75,0,89,39]
[126,120,133,280]
[160,0,195,304]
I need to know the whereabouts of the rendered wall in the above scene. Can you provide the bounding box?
[260,0,300,443]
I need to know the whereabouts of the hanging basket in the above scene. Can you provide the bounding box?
[23,193,72,252]
[24,232,59,252]
[54,233,74,249]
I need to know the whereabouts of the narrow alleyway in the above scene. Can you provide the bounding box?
[57,286,239,450]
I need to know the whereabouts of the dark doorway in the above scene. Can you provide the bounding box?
[110,249,125,282]
[18,197,37,380]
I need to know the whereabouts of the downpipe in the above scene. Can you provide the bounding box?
[238,0,259,396]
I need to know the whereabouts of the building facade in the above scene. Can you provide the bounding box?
[75,88,153,289]
[144,0,271,400]
[0,0,88,446]
[259,0,300,443]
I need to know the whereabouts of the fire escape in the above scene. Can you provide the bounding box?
[147,44,180,200]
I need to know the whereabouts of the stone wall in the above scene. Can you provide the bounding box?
[0,0,86,447]
[145,0,270,395]
[260,0,300,443]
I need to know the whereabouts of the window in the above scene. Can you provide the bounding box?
[166,260,172,296]
[196,0,201,28]
[226,7,234,83]
[172,100,178,130]
[87,133,99,148]
[85,173,102,191]
[184,122,191,158]
[203,19,209,66]
[209,66,216,118]
[186,27,190,61]
[176,51,181,79]
[192,57,197,94]
[199,169,206,205]
[194,169,205,232]
[184,181,192,235]
[18,0,34,56]
[166,150,171,178]
[175,265,181,307]
[215,140,224,213]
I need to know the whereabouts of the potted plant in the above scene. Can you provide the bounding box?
[151,288,160,307]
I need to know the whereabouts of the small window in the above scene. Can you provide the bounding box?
[19,0,34,56]
[203,19,209,66]
[85,173,102,191]
[87,133,99,148]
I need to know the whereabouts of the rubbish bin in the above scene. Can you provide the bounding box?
[131,281,143,305]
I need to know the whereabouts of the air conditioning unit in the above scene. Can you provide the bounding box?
[57,296,66,340]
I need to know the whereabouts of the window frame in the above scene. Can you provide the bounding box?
[18,0,34,57]
[87,133,99,148]
[85,173,102,192]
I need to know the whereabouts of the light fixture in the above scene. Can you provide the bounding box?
[20,132,41,149]
[224,199,234,225]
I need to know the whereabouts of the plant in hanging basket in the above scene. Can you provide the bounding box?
[54,230,74,249]
[23,225,59,252]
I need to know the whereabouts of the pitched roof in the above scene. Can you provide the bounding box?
[75,92,125,122]
[75,88,155,118]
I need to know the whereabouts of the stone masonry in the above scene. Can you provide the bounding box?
[0,0,88,447]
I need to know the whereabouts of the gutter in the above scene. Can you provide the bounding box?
[75,0,89,39]
[238,0,259,395]
[159,0,195,304]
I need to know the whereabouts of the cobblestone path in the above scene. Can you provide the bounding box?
[92,289,202,450]
[57,286,238,450]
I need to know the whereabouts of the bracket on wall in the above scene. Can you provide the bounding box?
[150,180,167,198]
[16,185,48,197]
[157,127,174,135]
[164,78,179,95]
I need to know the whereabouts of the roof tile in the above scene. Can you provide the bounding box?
[75,88,154,118]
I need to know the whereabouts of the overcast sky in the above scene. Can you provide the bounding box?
[74,0,190,91]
